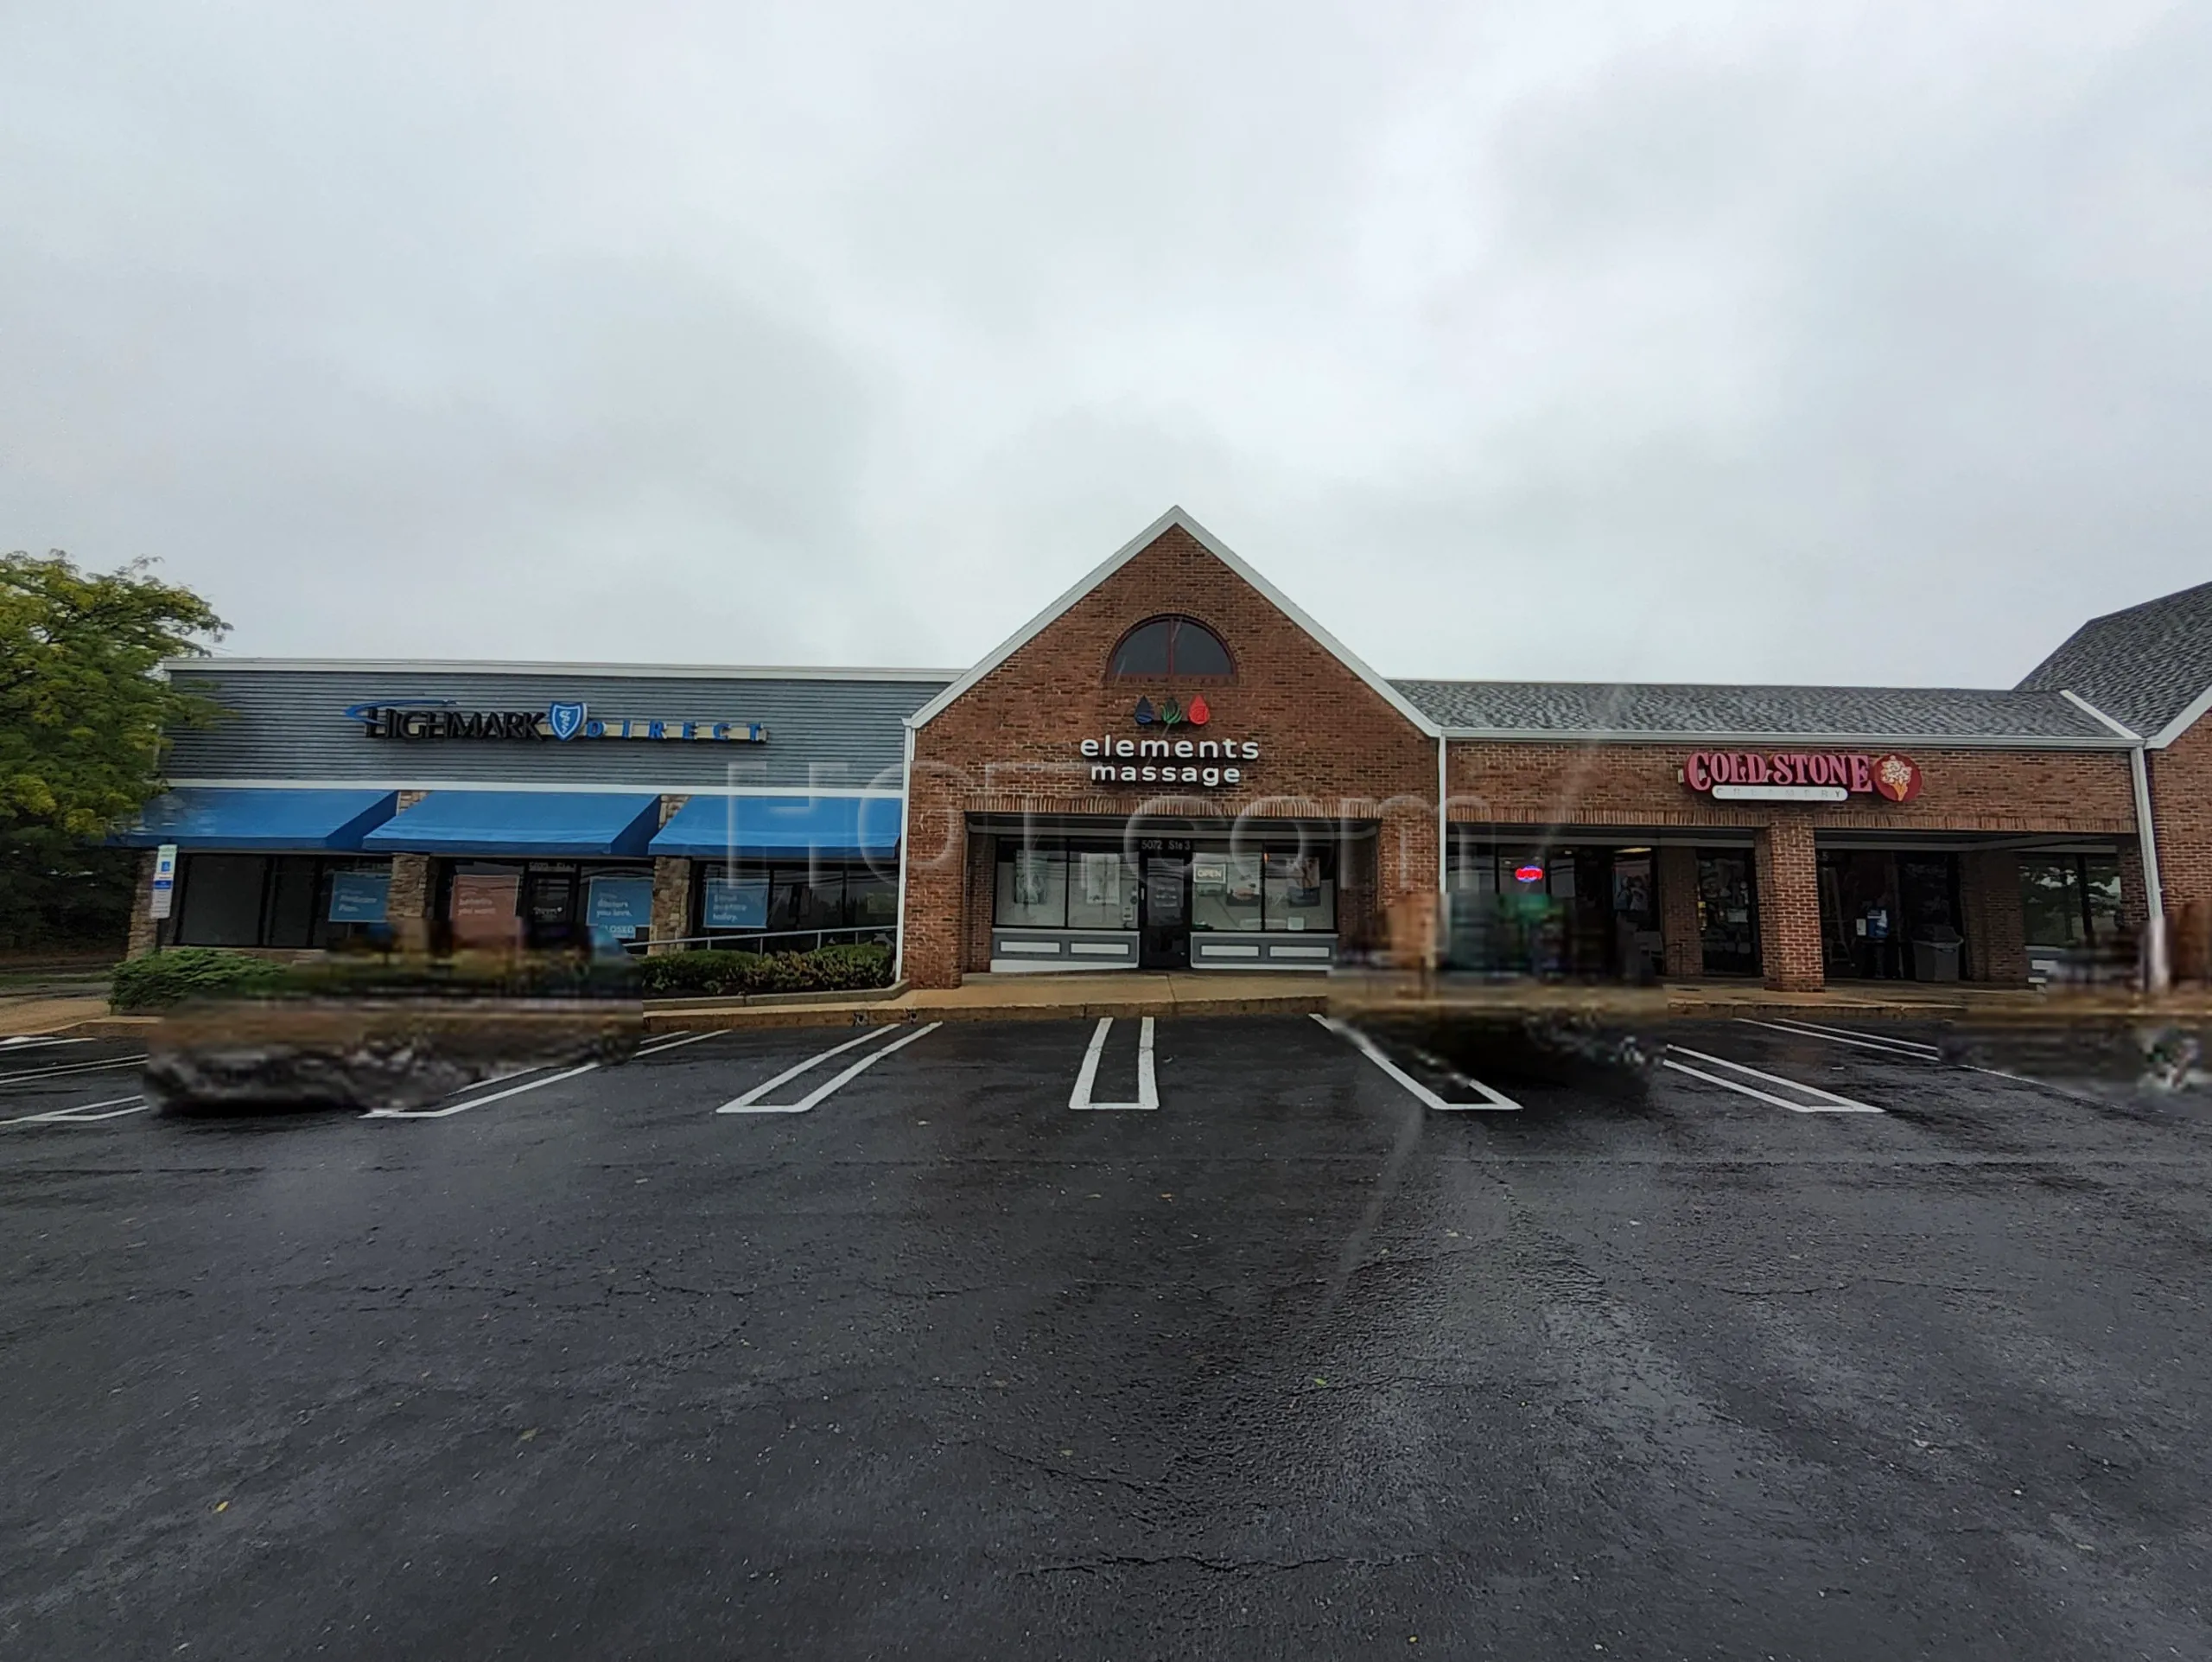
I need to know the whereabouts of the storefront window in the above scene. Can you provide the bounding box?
[995,845,1068,928]
[2019,852,2126,948]
[1696,851,1759,976]
[442,860,652,950]
[1263,851,1334,932]
[1066,850,1139,930]
[171,854,394,950]
[1191,852,1263,931]
[693,862,892,947]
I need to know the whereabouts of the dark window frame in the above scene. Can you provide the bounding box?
[1105,615,1237,685]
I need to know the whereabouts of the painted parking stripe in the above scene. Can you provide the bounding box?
[0,1054,148,1089]
[365,1060,601,1119]
[2,1093,149,1125]
[1738,1016,1941,1059]
[1313,1014,1522,1111]
[0,1035,92,1052]
[636,1029,721,1059]
[1663,1044,1882,1113]
[1070,1017,1158,1111]
[717,1022,940,1115]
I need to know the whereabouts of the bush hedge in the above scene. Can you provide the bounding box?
[632,944,893,999]
[111,942,890,1010]
[110,947,291,1011]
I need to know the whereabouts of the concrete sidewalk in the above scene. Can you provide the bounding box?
[643,970,2212,1035]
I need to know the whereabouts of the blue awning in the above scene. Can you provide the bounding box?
[361,792,662,857]
[649,794,903,861]
[114,788,398,850]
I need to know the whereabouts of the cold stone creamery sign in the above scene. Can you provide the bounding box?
[1683,750,1923,804]
[346,700,767,744]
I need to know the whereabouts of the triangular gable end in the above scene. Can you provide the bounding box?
[906,506,1440,737]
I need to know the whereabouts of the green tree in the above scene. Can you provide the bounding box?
[0,551,228,949]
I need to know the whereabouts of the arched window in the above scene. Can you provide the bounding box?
[1107,616,1235,682]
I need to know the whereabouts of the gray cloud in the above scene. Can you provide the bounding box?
[4,1,2206,686]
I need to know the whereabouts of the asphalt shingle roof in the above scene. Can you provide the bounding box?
[2014,579,2212,740]
[1389,679,2120,744]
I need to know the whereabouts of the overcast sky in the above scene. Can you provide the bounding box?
[4,3,2207,688]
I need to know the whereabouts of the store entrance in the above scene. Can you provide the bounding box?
[1139,846,1191,970]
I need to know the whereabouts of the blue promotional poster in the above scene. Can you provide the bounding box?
[327,871,391,923]
[702,877,769,931]
[586,876,655,939]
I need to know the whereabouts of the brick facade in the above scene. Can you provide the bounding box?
[1657,845,1703,978]
[1754,817,1823,990]
[904,523,1441,989]
[1959,850,2028,984]
[900,519,2161,993]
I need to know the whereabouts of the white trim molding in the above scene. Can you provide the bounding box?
[164,778,906,798]
[905,506,1443,739]
[162,657,957,683]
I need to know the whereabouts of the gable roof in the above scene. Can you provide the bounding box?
[1393,679,2126,748]
[2015,578,2212,746]
[905,506,1441,735]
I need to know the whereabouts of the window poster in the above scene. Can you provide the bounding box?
[1225,856,1262,907]
[1080,852,1121,907]
[703,877,769,931]
[1014,850,1054,907]
[327,870,391,923]
[587,876,655,939]
[1281,855,1321,906]
[449,874,521,946]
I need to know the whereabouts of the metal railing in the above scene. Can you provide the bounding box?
[622,925,895,957]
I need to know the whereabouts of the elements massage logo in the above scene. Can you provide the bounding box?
[1133,694,1210,729]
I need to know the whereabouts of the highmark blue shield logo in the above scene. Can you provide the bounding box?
[547,700,588,742]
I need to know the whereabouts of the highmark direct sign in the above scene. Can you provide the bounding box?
[1682,750,1923,804]
[346,700,766,744]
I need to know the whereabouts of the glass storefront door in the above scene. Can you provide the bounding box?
[1140,850,1191,969]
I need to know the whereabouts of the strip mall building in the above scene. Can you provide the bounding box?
[125,508,2212,992]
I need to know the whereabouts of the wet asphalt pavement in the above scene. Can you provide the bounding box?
[3,1015,2210,1659]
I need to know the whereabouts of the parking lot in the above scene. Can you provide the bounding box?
[3,1011,2210,1659]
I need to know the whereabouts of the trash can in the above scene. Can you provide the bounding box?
[1913,930,1962,982]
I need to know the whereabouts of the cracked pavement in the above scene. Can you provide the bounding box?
[3,1014,2210,1658]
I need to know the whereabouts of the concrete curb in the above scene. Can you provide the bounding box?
[643,991,1329,1034]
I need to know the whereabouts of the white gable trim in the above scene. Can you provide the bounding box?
[2149,681,2212,749]
[905,506,1442,737]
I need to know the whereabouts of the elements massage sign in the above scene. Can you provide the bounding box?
[1083,735,1260,788]
[1684,750,1923,804]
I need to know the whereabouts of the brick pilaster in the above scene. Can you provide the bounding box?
[1657,844,1703,978]
[125,850,161,958]
[649,856,693,954]
[1958,850,2027,984]
[386,854,432,921]
[1755,816,1822,991]
[963,831,995,974]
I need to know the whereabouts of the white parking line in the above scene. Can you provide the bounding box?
[2,1093,149,1125]
[1663,1044,1883,1113]
[1313,1014,1522,1111]
[364,1060,601,1119]
[1737,1016,1942,1059]
[1070,1017,1159,1111]
[0,1054,148,1088]
[0,1035,91,1051]
[637,1029,720,1058]
[717,1022,939,1114]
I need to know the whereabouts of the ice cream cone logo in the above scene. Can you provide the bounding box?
[1872,754,1923,803]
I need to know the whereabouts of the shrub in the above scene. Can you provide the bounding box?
[110,947,289,1011]
[634,944,892,1000]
